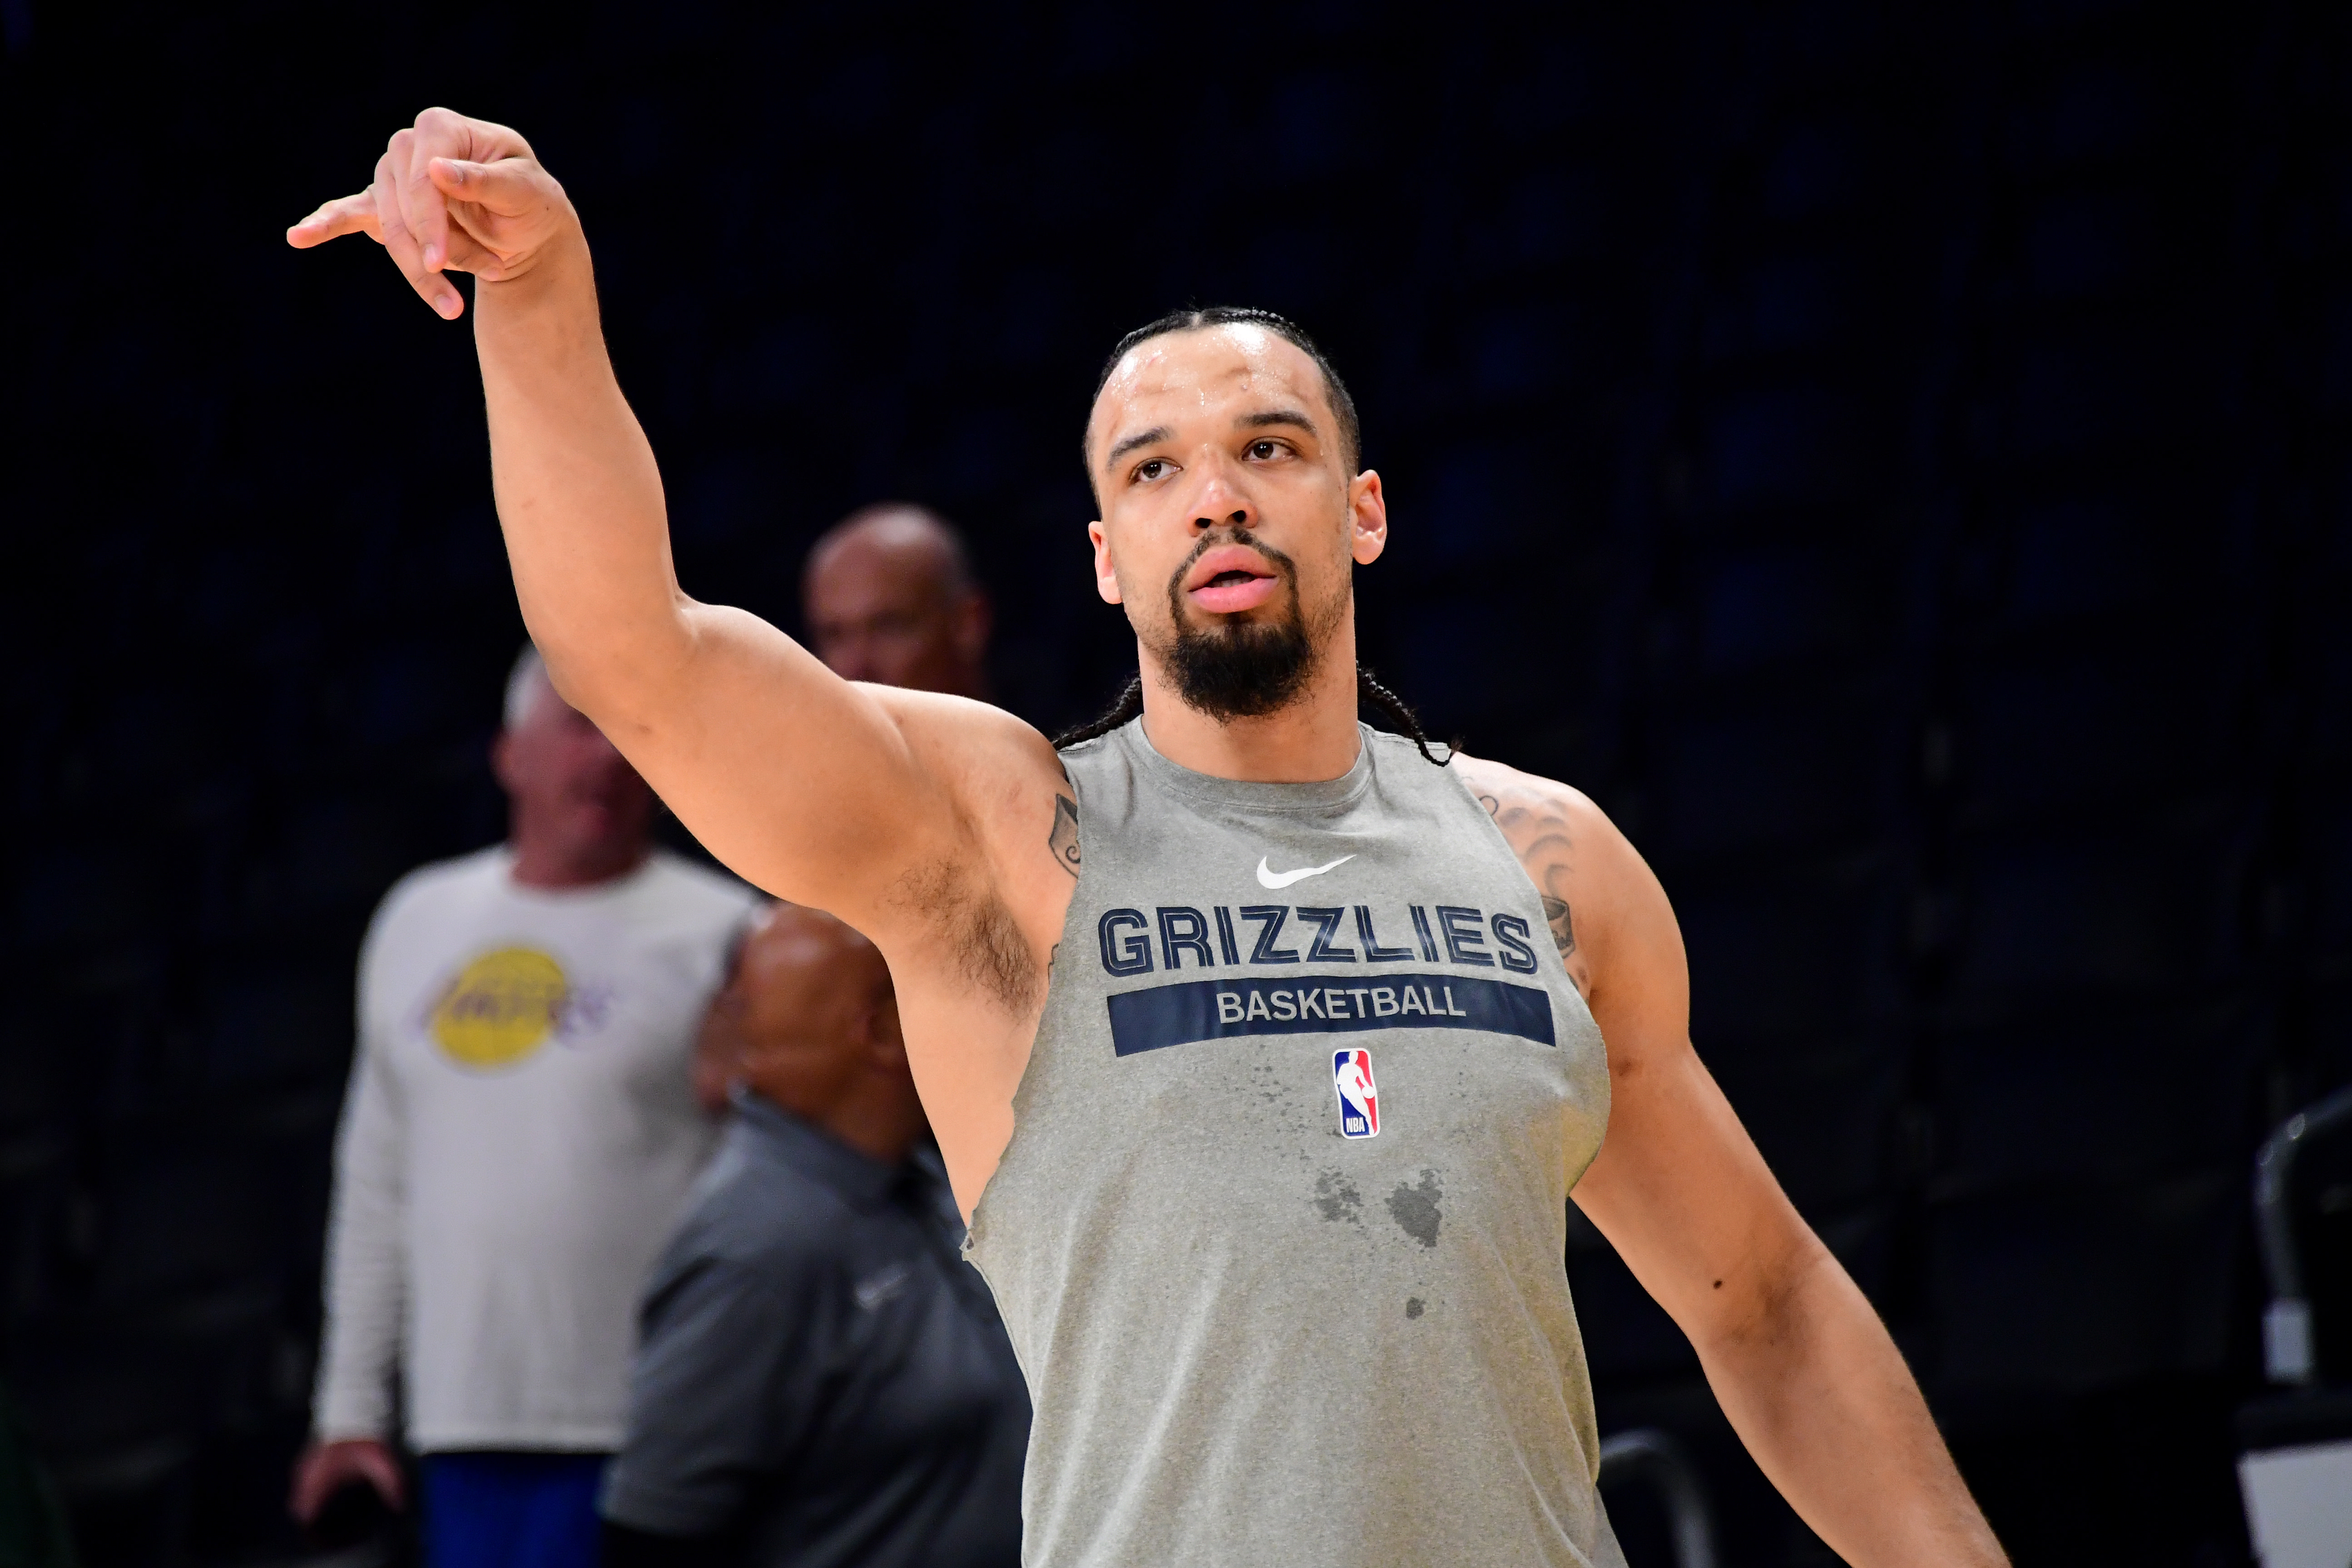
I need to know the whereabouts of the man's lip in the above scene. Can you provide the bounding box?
[1188,574,1281,614]
[1181,544,1278,594]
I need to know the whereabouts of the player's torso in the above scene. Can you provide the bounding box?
[962,721,1621,1568]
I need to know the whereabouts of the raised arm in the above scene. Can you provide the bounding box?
[286,110,1055,935]
[1456,755,2007,1568]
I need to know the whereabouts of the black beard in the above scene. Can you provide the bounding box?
[1160,534,1322,721]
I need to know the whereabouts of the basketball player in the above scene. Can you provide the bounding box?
[289,109,2006,1567]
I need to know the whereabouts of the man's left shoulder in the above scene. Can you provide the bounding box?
[1451,754,1612,842]
[1449,755,1673,987]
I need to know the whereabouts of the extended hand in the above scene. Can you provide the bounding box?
[287,108,574,320]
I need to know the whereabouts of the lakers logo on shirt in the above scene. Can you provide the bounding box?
[431,947,569,1069]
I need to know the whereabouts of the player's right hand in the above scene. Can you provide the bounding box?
[286,108,575,321]
[288,1436,406,1522]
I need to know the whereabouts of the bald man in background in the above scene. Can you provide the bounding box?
[601,905,1029,1567]
[601,505,1025,1565]
[683,503,989,1117]
[802,504,991,699]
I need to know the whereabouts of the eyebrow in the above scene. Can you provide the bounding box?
[1104,425,1173,470]
[1239,408,1319,439]
[1102,407,1324,474]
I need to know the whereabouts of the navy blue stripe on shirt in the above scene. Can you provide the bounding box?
[1105,973,1555,1057]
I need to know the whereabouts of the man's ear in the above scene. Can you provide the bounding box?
[1348,470,1389,566]
[1087,521,1123,605]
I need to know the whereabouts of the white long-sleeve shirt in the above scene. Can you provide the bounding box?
[313,846,758,1452]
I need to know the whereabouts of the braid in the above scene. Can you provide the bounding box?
[1357,667,1454,766]
[1053,675,1144,750]
[1051,668,1451,766]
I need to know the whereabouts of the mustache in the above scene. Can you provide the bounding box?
[1164,527,1298,612]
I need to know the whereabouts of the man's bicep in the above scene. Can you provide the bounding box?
[594,605,965,918]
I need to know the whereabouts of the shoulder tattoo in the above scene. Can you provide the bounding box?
[1049,794,1081,877]
[1541,886,1575,958]
[1482,781,1579,968]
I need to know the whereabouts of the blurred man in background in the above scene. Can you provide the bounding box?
[801,503,991,698]
[600,904,1028,1567]
[292,648,758,1568]
[599,502,1023,1565]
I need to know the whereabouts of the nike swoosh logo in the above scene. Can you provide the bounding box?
[1256,854,1356,890]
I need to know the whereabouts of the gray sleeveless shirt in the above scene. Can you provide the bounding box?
[965,720,1622,1568]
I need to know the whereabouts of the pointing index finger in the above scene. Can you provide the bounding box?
[286,192,380,248]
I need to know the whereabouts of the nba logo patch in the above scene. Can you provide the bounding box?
[1332,1048,1380,1139]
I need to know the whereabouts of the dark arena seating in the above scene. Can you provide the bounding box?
[4,2,2351,1564]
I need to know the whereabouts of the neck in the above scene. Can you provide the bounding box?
[775,1079,926,1166]
[507,822,649,890]
[1136,621,1364,783]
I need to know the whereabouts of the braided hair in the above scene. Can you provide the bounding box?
[1053,676,1144,749]
[1054,668,1453,766]
[1357,667,1454,765]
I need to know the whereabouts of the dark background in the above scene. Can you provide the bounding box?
[4,1,2349,1564]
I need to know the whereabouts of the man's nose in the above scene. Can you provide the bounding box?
[1188,464,1253,532]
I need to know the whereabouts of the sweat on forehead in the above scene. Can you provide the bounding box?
[1109,321,1297,389]
[1093,329,1312,445]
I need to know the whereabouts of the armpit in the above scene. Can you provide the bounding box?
[889,855,1041,1014]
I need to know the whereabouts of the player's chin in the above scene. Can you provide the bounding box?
[1178,595,1294,638]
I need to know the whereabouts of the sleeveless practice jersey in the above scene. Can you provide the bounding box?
[964,720,1624,1568]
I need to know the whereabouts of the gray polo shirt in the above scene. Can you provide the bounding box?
[603,1093,1028,1567]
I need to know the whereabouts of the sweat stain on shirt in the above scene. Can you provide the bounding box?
[1314,1170,1363,1224]
[1387,1169,1444,1248]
